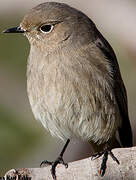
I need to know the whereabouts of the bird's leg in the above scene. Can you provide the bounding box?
[91,143,120,176]
[40,139,70,180]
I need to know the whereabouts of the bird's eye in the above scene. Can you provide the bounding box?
[40,24,54,33]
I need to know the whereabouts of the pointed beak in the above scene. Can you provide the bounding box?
[3,26,25,33]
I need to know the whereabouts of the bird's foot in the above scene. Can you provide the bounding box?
[40,139,70,180]
[91,145,119,176]
[40,156,68,180]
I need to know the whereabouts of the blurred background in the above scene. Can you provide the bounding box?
[0,0,136,177]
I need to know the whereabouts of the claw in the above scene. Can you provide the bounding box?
[40,156,68,180]
[58,157,68,168]
[40,139,70,180]
[91,144,120,177]
[64,163,68,168]
[40,160,53,167]
[108,151,120,164]
[91,151,104,160]
[100,150,108,177]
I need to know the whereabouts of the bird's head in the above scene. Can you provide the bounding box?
[4,2,96,53]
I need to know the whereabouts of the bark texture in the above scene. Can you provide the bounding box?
[2,147,136,180]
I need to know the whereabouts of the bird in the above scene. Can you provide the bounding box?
[3,2,133,180]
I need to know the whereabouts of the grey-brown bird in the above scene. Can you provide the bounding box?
[4,2,133,180]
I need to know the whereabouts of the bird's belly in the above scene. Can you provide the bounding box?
[27,72,121,144]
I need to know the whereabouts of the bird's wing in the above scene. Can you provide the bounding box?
[93,29,133,147]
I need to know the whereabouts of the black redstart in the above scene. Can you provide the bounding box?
[4,2,133,180]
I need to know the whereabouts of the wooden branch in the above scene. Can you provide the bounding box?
[2,146,136,180]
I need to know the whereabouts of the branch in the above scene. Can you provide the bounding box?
[2,146,136,180]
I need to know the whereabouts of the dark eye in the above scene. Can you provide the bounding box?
[40,24,54,33]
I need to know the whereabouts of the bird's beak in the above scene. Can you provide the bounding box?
[3,26,25,33]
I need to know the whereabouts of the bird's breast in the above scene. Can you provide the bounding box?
[27,48,121,143]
